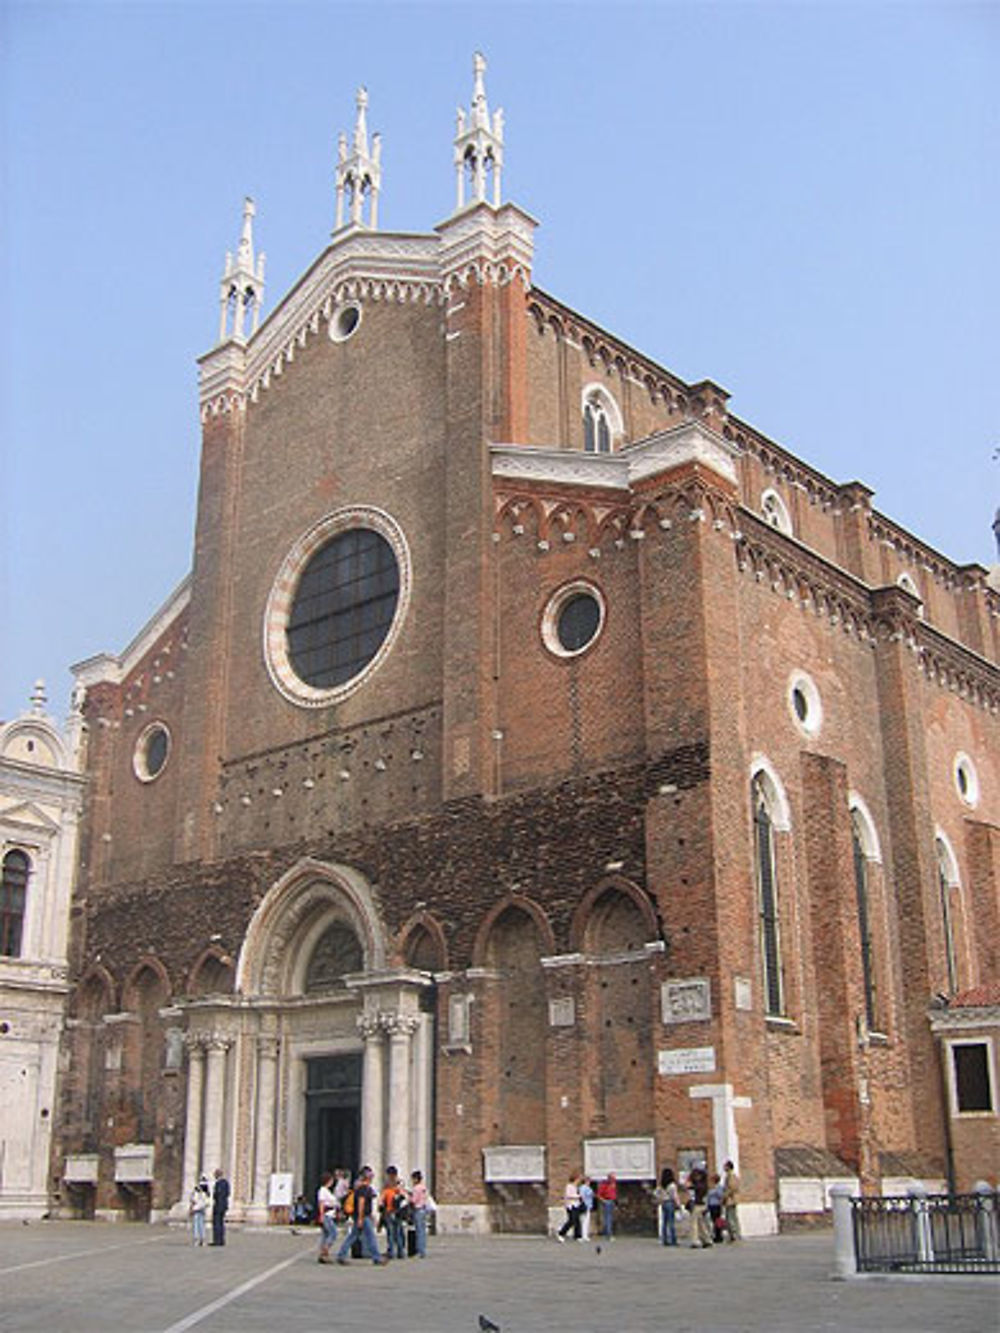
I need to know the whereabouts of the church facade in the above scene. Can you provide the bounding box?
[53,59,999,1231]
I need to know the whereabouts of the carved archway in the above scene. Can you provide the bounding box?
[236,857,386,999]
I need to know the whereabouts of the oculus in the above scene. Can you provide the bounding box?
[265,507,411,708]
[542,581,605,658]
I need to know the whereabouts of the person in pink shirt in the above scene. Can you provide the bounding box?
[409,1170,430,1258]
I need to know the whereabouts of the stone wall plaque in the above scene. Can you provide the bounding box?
[661,978,711,1024]
[734,976,753,1011]
[64,1153,99,1184]
[583,1136,656,1181]
[483,1144,546,1183]
[548,997,575,1027]
[114,1143,155,1183]
[658,1046,716,1075]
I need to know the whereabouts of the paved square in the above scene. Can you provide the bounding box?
[1,1222,995,1332]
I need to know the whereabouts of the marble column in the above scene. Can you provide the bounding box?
[180,1037,205,1199]
[201,1036,231,1178]
[384,1014,419,1174]
[249,1036,280,1219]
[411,1013,432,1177]
[358,1012,385,1173]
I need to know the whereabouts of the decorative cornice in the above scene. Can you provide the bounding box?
[491,422,739,494]
[737,512,1000,713]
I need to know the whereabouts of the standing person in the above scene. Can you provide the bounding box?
[379,1166,407,1261]
[656,1167,680,1247]
[722,1159,741,1241]
[597,1172,618,1240]
[409,1170,429,1259]
[333,1167,351,1218]
[687,1163,712,1248]
[316,1171,337,1264]
[210,1168,230,1247]
[336,1166,385,1265]
[706,1174,725,1242]
[556,1173,582,1243]
[578,1175,595,1242]
[189,1174,211,1246]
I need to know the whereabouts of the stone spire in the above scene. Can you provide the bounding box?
[335,87,382,231]
[218,197,266,343]
[454,52,504,212]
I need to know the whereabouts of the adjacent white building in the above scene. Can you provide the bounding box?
[0,683,84,1218]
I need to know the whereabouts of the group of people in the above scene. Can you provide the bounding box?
[655,1161,741,1248]
[316,1165,433,1265]
[555,1171,620,1242]
[554,1161,741,1247]
[187,1168,230,1246]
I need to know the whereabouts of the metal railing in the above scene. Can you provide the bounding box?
[850,1189,1000,1275]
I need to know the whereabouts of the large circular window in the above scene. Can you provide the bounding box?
[265,507,411,708]
[542,581,606,659]
[134,722,171,782]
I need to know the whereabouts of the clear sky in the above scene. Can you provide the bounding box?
[2,0,997,725]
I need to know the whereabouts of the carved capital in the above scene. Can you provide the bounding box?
[204,1034,232,1054]
[357,1011,385,1042]
[256,1035,280,1061]
[381,1012,420,1040]
[184,1033,206,1056]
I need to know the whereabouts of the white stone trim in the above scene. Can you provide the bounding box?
[942,1034,997,1117]
[848,793,883,864]
[749,755,792,832]
[787,669,823,739]
[492,420,740,490]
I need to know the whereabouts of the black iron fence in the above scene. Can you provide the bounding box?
[851,1191,1000,1275]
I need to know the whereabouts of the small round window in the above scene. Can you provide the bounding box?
[330,303,362,342]
[264,506,411,708]
[787,671,822,738]
[134,722,171,782]
[954,753,979,809]
[542,581,605,659]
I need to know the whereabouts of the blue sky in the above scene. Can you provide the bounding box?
[3,0,997,724]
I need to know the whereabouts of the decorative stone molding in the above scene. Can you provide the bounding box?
[357,1011,385,1041]
[381,1012,420,1039]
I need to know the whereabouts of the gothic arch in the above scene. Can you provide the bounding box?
[749,755,792,832]
[236,857,386,999]
[569,877,658,953]
[74,963,116,1019]
[122,955,171,1012]
[397,912,448,972]
[471,893,555,968]
[187,947,236,997]
[848,793,883,863]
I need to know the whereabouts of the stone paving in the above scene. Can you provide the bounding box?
[0,1221,996,1333]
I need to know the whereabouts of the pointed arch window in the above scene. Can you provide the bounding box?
[851,810,879,1034]
[1,848,29,958]
[752,775,784,1017]
[581,385,622,454]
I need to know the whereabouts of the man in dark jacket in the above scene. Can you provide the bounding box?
[211,1168,230,1246]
